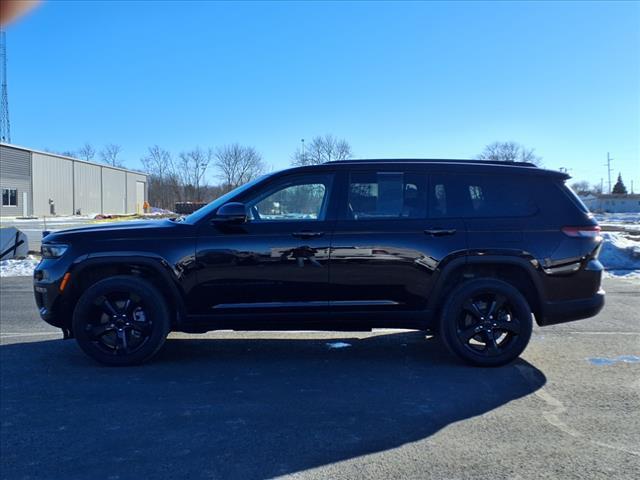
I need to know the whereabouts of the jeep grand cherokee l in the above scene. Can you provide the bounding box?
[34,159,605,367]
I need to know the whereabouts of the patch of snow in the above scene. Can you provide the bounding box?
[595,213,640,232]
[599,232,640,278]
[149,207,176,215]
[7,215,94,223]
[326,341,352,349]
[594,212,640,224]
[0,255,39,277]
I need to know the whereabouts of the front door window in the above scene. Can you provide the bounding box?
[247,175,333,222]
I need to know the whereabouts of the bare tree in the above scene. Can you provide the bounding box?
[141,145,173,179]
[77,143,96,162]
[44,148,76,157]
[570,181,592,195]
[214,144,265,191]
[178,147,213,202]
[292,134,353,166]
[141,145,182,210]
[476,141,542,166]
[100,143,123,167]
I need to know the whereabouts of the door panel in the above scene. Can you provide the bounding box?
[192,221,332,315]
[329,170,467,314]
[191,173,335,318]
[329,219,466,312]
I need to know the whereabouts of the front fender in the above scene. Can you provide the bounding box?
[71,253,189,324]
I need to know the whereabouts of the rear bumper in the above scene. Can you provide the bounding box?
[537,287,605,326]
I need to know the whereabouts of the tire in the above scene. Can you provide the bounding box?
[439,278,533,367]
[72,275,170,366]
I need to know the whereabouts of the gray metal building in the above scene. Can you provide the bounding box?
[0,143,148,218]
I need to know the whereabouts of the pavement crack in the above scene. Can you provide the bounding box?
[515,363,640,458]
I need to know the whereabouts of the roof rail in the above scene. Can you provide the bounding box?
[326,158,539,168]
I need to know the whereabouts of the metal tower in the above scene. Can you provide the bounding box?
[0,30,10,143]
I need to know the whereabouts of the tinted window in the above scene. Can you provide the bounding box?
[430,174,538,218]
[562,183,590,213]
[184,174,271,224]
[247,174,333,222]
[348,171,427,220]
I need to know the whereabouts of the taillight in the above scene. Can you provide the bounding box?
[561,225,601,238]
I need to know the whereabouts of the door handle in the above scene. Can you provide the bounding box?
[292,231,325,239]
[424,228,457,237]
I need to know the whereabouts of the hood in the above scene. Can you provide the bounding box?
[43,219,183,243]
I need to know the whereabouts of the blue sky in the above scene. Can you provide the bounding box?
[5,0,639,190]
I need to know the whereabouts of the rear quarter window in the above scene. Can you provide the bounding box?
[429,173,539,218]
[561,183,590,214]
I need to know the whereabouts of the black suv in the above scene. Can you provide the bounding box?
[34,160,604,367]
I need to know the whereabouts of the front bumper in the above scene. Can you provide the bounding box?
[33,256,74,329]
[34,279,68,328]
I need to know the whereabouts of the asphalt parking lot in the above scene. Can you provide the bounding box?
[1,277,638,480]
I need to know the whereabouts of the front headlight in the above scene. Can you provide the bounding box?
[41,244,69,259]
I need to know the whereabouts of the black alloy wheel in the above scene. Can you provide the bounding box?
[72,276,170,366]
[86,291,152,356]
[440,278,533,367]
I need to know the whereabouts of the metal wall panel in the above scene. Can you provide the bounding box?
[2,144,148,218]
[0,145,32,217]
[32,152,74,216]
[73,161,102,215]
[126,172,147,213]
[102,167,126,214]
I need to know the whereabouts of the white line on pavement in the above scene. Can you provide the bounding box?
[0,332,60,338]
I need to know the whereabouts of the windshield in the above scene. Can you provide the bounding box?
[181,174,272,224]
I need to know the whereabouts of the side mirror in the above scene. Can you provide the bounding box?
[212,202,247,224]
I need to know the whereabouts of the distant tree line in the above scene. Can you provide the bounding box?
[571,173,631,196]
[51,137,634,211]
[44,135,353,211]
[476,141,542,166]
[139,144,267,210]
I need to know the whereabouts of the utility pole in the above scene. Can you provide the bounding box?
[605,152,613,194]
[0,29,10,143]
[301,138,305,164]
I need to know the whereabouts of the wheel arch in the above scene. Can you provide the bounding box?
[66,254,187,328]
[429,254,545,323]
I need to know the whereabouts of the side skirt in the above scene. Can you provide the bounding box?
[177,309,434,334]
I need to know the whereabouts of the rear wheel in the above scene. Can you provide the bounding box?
[439,278,533,367]
[72,276,170,366]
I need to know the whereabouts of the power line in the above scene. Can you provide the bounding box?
[604,152,613,194]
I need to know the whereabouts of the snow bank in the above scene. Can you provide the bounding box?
[6,215,95,223]
[599,232,640,279]
[0,255,40,277]
[594,212,640,232]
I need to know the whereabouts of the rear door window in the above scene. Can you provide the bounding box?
[429,174,538,218]
[348,171,427,220]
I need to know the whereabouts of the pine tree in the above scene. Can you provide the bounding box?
[612,173,628,194]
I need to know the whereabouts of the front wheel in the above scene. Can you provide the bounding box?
[72,276,170,366]
[439,278,533,367]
